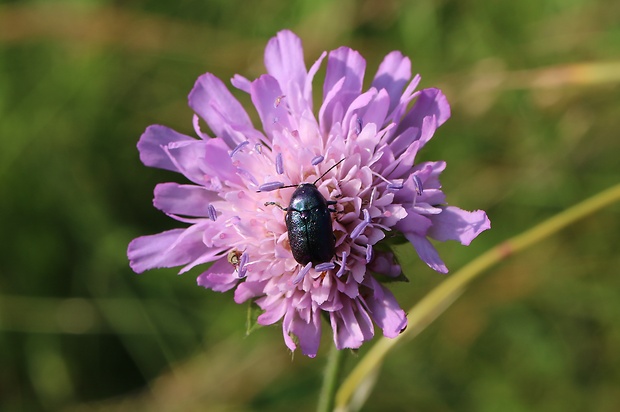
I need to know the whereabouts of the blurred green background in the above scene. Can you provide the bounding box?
[1,0,619,411]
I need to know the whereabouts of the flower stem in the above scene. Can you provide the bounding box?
[335,182,620,410]
[317,343,346,412]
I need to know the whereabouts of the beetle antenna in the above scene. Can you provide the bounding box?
[257,158,345,192]
[313,158,345,185]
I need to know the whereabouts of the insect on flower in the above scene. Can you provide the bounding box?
[127,30,491,357]
[260,159,345,281]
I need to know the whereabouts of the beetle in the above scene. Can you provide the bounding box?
[263,158,344,266]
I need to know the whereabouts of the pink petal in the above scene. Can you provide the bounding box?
[137,125,194,172]
[342,88,390,135]
[395,210,432,236]
[250,75,292,137]
[256,299,287,326]
[320,47,366,134]
[127,226,208,274]
[323,46,366,101]
[397,88,450,137]
[231,74,252,94]
[292,309,322,358]
[264,30,308,115]
[364,277,408,338]
[197,256,239,292]
[428,206,491,245]
[188,73,260,148]
[404,232,448,273]
[153,183,220,216]
[164,137,241,187]
[282,306,322,358]
[303,51,327,111]
[371,51,412,114]
[234,281,267,303]
[330,300,374,350]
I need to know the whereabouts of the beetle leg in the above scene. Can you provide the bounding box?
[264,201,288,212]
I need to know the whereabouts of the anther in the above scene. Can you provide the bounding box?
[351,219,369,240]
[258,181,285,192]
[230,140,249,158]
[387,180,404,190]
[412,175,424,196]
[356,117,363,134]
[311,155,324,166]
[207,204,217,221]
[237,253,249,278]
[336,252,348,277]
[293,262,313,284]
[315,262,336,272]
[275,153,284,175]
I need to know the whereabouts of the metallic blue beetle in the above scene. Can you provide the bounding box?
[263,159,344,266]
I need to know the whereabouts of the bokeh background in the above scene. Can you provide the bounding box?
[1,0,619,411]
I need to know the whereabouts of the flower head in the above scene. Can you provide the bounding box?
[127,30,490,357]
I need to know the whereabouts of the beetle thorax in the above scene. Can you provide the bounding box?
[288,183,328,212]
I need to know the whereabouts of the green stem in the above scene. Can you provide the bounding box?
[317,343,346,412]
[335,182,620,409]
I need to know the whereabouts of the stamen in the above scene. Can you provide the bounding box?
[412,175,424,196]
[254,143,262,154]
[336,252,348,277]
[258,181,285,192]
[315,262,335,272]
[371,172,392,184]
[237,252,249,278]
[311,155,324,166]
[363,208,371,223]
[207,204,217,221]
[293,262,313,284]
[275,153,284,175]
[230,140,249,158]
[366,244,374,263]
[351,218,369,240]
[274,95,285,108]
[356,117,363,134]
[387,179,404,190]
[369,187,377,207]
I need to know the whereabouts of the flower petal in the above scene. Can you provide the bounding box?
[234,281,267,303]
[264,29,309,115]
[397,88,450,137]
[188,73,260,148]
[428,206,491,245]
[250,75,292,137]
[127,226,208,274]
[153,183,221,217]
[197,256,239,292]
[137,125,194,172]
[364,277,407,338]
[320,47,366,134]
[404,232,448,273]
[304,51,327,112]
[330,300,374,350]
[292,309,322,358]
[256,296,289,325]
[371,51,412,114]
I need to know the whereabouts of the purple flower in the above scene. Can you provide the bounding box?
[127,30,490,357]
